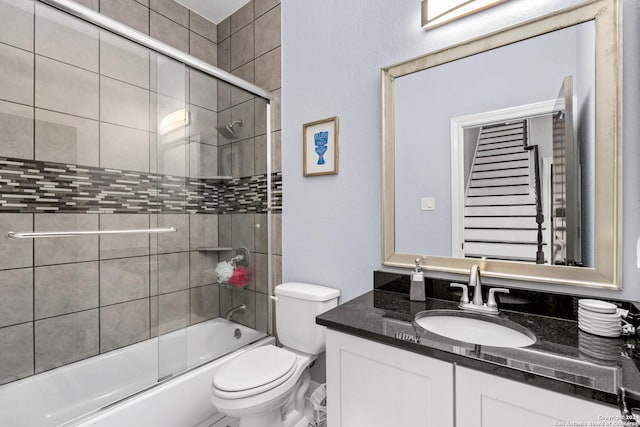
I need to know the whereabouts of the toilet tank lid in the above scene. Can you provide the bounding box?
[275,282,340,301]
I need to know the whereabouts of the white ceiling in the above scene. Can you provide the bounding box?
[176,0,250,24]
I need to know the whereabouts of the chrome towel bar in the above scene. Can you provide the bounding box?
[6,227,177,239]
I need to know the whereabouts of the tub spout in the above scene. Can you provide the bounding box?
[225,304,247,321]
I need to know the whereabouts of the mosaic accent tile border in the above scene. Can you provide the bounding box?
[0,157,282,214]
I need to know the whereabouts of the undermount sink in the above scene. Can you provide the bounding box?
[414,310,536,348]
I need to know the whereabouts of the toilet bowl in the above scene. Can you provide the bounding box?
[210,346,313,427]
[210,283,340,427]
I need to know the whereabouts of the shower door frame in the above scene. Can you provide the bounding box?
[38,0,275,335]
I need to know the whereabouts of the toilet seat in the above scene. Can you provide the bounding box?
[212,346,298,399]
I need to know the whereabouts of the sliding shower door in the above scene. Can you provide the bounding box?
[0,0,271,424]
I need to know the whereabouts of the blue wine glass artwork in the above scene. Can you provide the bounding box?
[314,131,329,165]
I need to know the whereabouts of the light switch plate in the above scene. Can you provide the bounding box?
[421,197,435,211]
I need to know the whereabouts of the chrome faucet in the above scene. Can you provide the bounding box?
[225,304,247,320]
[449,264,509,314]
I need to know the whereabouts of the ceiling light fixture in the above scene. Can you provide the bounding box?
[422,0,508,30]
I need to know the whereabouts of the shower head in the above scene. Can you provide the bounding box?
[216,120,244,140]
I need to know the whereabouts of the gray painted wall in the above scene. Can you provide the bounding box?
[282,0,640,302]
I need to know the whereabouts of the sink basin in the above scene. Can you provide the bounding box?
[414,310,536,348]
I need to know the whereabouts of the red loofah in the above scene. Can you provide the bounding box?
[229,266,252,288]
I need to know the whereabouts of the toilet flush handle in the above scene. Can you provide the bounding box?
[270,295,278,302]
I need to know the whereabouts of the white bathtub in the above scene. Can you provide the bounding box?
[0,318,272,427]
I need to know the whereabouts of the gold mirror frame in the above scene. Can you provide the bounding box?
[382,0,622,289]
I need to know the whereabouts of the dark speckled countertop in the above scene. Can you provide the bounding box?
[316,278,640,411]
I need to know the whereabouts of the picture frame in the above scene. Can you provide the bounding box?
[303,116,339,176]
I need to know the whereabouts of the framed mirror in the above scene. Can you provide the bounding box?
[382,0,622,289]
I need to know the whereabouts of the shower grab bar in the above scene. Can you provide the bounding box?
[6,227,176,239]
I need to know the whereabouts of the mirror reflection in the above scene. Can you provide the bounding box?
[394,21,595,267]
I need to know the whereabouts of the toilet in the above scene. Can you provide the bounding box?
[210,282,340,427]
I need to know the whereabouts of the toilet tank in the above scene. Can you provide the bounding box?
[275,282,340,355]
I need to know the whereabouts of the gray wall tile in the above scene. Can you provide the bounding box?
[230,98,255,141]
[231,1,253,34]
[254,4,280,58]
[0,100,34,159]
[35,109,99,167]
[100,299,150,352]
[0,0,34,51]
[158,289,188,334]
[100,214,150,259]
[190,251,218,287]
[188,104,217,146]
[272,254,282,286]
[0,214,33,270]
[254,134,267,175]
[254,46,280,91]
[255,213,267,252]
[189,10,217,43]
[271,88,281,131]
[218,141,232,177]
[34,261,99,319]
[0,323,34,385]
[255,292,268,333]
[35,55,99,119]
[189,69,217,111]
[100,76,149,131]
[34,214,99,265]
[100,256,150,306]
[0,268,33,328]
[100,122,150,172]
[157,252,189,293]
[100,31,150,89]
[35,309,98,373]
[150,295,158,337]
[218,213,232,247]
[189,214,218,250]
[155,134,187,176]
[189,31,217,66]
[230,24,254,71]
[254,252,267,294]
[35,3,99,72]
[254,0,279,19]
[100,0,150,35]
[189,141,218,178]
[150,0,189,27]
[232,213,255,251]
[150,11,188,53]
[217,37,230,72]
[272,130,281,172]
[220,286,255,328]
[254,94,266,136]
[217,81,231,112]
[217,17,230,42]
[155,56,186,100]
[150,214,189,254]
[231,62,254,106]
[190,284,219,325]
[231,138,255,178]
[0,43,34,105]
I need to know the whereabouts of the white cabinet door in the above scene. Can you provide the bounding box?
[456,366,622,427]
[326,330,454,427]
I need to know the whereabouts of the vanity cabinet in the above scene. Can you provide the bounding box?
[326,330,620,427]
[456,366,621,427]
[325,330,454,427]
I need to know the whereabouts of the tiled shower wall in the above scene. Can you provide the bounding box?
[0,0,282,385]
[216,0,283,330]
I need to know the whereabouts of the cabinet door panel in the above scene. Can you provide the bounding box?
[326,330,454,427]
[456,366,621,427]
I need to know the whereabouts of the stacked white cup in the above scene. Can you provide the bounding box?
[578,299,627,337]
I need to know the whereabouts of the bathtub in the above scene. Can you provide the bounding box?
[0,318,273,427]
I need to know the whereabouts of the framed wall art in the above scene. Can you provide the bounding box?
[303,116,339,176]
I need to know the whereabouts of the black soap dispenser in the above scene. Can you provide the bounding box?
[410,258,426,301]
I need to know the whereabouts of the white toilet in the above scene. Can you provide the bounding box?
[210,282,340,427]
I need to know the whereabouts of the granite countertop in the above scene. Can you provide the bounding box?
[316,286,640,409]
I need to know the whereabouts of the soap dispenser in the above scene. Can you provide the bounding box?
[410,258,426,301]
